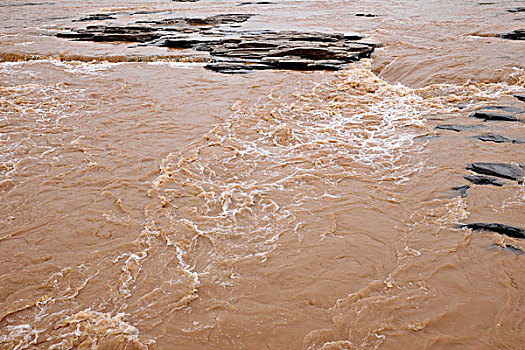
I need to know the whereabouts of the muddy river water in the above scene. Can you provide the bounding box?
[0,1,524,349]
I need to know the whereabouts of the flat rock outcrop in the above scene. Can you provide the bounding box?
[458,223,525,240]
[57,25,163,42]
[466,162,524,182]
[56,14,376,73]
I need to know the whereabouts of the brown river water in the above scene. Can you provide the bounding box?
[1,0,524,349]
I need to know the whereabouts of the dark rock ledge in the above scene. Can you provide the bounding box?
[458,223,525,240]
[499,28,525,41]
[468,105,524,122]
[56,14,377,73]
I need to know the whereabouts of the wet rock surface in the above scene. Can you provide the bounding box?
[469,110,519,122]
[56,13,375,73]
[466,162,524,182]
[480,105,525,113]
[500,28,525,40]
[57,25,162,42]
[463,175,505,186]
[137,13,254,26]
[451,185,470,198]
[435,124,483,132]
[73,14,116,22]
[458,223,525,240]
[500,244,524,254]
[473,133,524,144]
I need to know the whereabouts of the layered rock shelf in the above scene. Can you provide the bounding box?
[466,162,524,182]
[55,14,376,73]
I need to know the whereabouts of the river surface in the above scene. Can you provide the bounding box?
[1,1,524,349]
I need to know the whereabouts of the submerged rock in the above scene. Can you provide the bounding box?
[474,133,524,143]
[500,28,525,40]
[451,185,470,198]
[480,105,525,113]
[238,1,275,5]
[355,13,378,17]
[0,2,53,7]
[469,110,518,122]
[435,124,483,132]
[205,61,271,73]
[73,14,116,22]
[458,223,525,240]
[463,175,505,186]
[501,244,524,254]
[466,162,524,182]
[135,13,254,26]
